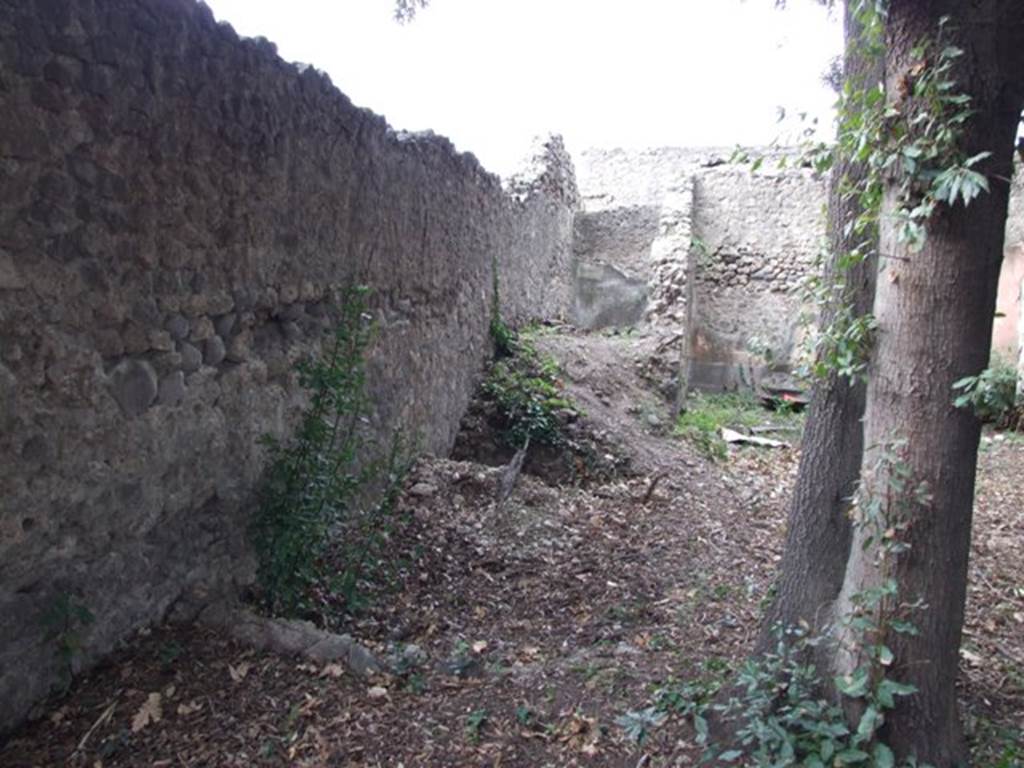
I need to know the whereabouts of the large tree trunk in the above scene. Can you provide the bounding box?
[827,2,1024,763]
[756,3,882,653]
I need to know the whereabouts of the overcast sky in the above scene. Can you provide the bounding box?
[202,0,844,176]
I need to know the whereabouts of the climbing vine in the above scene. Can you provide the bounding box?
[654,444,928,766]
[250,286,413,622]
[797,4,989,383]
[652,4,1000,763]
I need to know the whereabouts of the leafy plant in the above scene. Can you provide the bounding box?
[490,261,516,358]
[465,708,489,743]
[662,626,920,767]
[482,330,578,449]
[655,677,724,722]
[321,432,415,618]
[490,313,517,360]
[708,627,907,766]
[515,704,534,725]
[404,673,427,695]
[675,391,801,460]
[250,286,411,621]
[953,355,1021,428]
[792,8,992,385]
[615,706,667,746]
[42,591,94,694]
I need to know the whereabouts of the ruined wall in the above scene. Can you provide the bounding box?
[689,163,824,389]
[575,147,822,389]
[502,136,579,323]
[996,170,1024,379]
[576,146,1024,392]
[0,0,577,731]
[573,148,696,328]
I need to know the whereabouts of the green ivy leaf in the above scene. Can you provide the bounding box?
[835,748,871,764]
[878,645,894,667]
[876,678,918,708]
[873,743,896,768]
[835,669,870,699]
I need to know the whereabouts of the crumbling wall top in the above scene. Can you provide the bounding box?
[505,135,581,209]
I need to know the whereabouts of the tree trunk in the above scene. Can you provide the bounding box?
[756,3,882,653]
[827,2,1024,763]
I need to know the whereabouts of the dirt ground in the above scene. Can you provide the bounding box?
[2,329,1021,767]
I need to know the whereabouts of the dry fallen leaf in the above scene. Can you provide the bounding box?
[176,700,202,716]
[228,662,251,683]
[960,648,983,665]
[560,712,600,754]
[320,664,346,679]
[367,686,389,700]
[131,693,162,733]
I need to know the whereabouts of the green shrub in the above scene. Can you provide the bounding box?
[250,287,409,620]
[953,355,1021,428]
[490,313,517,359]
[481,329,577,449]
[663,626,920,768]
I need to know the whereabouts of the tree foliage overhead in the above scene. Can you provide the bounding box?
[393,0,429,24]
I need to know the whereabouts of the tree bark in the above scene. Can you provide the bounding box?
[756,2,882,653]
[827,2,1024,763]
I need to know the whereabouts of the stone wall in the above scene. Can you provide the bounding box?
[575,147,823,388]
[996,170,1024,384]
[575,146,1024,392]
[689,162,824,389]
[573,148,697,328]
[0,0,577,731]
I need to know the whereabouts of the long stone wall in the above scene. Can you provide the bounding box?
[0,0,577,731]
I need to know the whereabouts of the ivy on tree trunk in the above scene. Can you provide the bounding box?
[756,0,882,658]
[759,1,1024,765]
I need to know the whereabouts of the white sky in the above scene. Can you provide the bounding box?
[202,0,843,176]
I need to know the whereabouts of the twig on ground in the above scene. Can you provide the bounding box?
[73,696,118,755]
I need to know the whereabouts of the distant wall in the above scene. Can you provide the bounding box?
[575,146,1024,392]
[688,162,823,389]
[575,147,822,389]
[0,0,577,731]
[995,171,1024,371]
[573,149,695,329]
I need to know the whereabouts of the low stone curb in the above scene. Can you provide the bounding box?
[198,603,383,678]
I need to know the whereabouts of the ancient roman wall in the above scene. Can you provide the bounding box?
[689,162,824,389]
[575,146,1024,392]
[996,169,1024,382]
[0,0,577,731]
[575,147,823,389]
[573,148,697,329]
